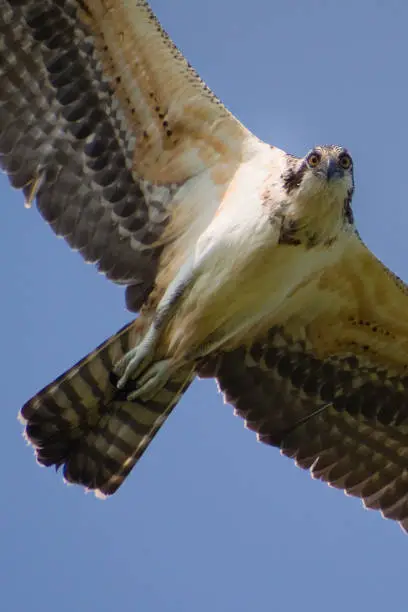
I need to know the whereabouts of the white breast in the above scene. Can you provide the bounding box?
[167,147,351,356]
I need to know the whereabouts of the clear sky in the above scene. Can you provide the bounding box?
[1,1,408,610]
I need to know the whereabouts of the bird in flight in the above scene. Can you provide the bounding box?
[2,0,408,533]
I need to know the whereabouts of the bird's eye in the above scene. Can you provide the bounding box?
[339,153,352,170]
[307,152,321,168]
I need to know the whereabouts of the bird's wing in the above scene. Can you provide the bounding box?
[198,234,408,532]
[0,0,257,311]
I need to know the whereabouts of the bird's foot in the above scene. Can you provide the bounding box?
[126,359,174,401]
[114,332,157,390]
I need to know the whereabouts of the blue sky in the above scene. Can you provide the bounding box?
[1,1,408,610]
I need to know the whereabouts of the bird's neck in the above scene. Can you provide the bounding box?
[278,186,353,249]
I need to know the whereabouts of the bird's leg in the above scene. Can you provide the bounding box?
[115,322,159,390]
[114,260,195,394]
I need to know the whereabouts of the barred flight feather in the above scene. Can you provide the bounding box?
[20,320,194,496]
[199,325,408,533]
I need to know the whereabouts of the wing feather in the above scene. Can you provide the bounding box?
[0,0,256,310]
[199,237,408,532]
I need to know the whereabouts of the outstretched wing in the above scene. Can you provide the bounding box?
[199,234,408,532]
[0,0,256,310]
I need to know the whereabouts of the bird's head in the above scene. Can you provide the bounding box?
[281,144,355,240]
[284,145,354,196]
[303,144,354,192]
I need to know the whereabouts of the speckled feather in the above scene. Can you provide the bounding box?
[0,0,251,310]
[199,242,408,533]
[5,0,408,534]
[3,0,254,496]
[200,333,408,531]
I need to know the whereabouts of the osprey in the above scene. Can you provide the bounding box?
[2,0,408,532]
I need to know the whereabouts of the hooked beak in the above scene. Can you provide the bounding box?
[326,158,343,181]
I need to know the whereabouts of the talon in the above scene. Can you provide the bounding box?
[126,359,173,401]
[113,336,156,389]
[113,352,132,378]
[127,380,157,401]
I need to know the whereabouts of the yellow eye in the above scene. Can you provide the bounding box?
[339,153,352,170]
[307,152,321,167]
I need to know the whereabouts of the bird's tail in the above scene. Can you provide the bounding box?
[19,319,194,496]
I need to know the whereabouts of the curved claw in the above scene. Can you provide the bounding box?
[127,359,173,401]
[114,323,160,389]
[114,345,154,390]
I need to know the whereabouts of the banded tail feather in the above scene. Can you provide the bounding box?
[19,320,194,496]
